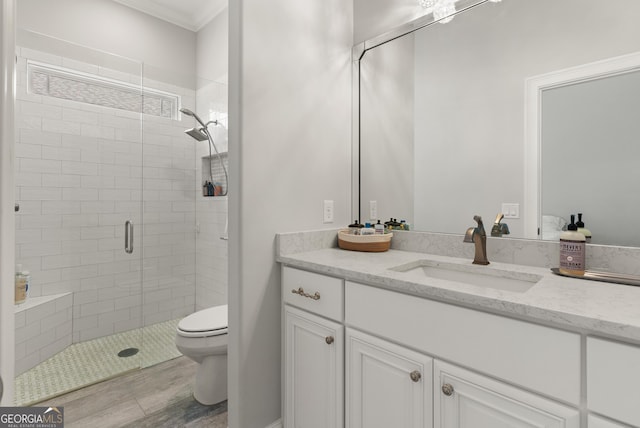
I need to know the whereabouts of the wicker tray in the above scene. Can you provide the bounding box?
[337,229,393,252]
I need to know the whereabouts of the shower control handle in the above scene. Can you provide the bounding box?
[125,220,134,254]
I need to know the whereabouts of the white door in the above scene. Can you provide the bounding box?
[434,360,580,428]
[284,305,343,428]
[346,328,433,428]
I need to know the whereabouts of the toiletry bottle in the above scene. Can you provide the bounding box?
[348,220,363,235]
[15,264,29,304]
[374,220,384,234]
[361,223,375,235]
[576,213,592,243]
[203,182,208,197]
[207,181,215,196]
[559,215,586,276]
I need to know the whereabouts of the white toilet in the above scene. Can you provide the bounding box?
[175,304,228,405]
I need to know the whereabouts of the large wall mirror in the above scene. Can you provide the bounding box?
[356,0,640,247]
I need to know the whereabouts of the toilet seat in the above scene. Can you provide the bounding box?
[177,305,228,338]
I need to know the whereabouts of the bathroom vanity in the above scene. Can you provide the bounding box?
[277,231,640,428]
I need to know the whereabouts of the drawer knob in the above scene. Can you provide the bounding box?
[291,287,321,301]
[410,370,422,382]
[325,336,334,345]
[442,383,454,396]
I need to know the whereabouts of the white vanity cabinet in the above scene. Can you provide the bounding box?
[346,329,433,428]
[434,360,579,428]
[281,264,640,428]
[587,337,640,427]
[282,267,344,428]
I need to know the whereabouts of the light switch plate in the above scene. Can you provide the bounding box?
[502,203,520,219]
[323,200,334,223]
[369,200,378,221]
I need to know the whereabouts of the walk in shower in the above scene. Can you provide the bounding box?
[13,30,228,405]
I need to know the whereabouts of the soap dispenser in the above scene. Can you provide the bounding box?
[576,213,592,243]
[559,214,585,276]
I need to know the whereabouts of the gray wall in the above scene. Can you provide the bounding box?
[197,8,229,84]
[360,33,415,225]
[542,70,640,247]
[17,0,196,87]
[354,0,426,44]
[358,0,640,238]
[228,0,353,426]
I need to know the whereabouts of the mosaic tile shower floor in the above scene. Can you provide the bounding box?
[15,318,182,406]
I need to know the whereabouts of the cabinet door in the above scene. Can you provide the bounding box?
[346,328,433,428]
[587,337,640,427]
[284,305,343,428]
[434,360,579,428]
[588,415,628,428]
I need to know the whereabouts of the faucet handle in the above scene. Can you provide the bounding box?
[494,213,504,224]
[463,227,475,243]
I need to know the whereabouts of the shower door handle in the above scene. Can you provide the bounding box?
[124,220,134,254]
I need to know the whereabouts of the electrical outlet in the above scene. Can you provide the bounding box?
[502,203,520,219]
[369,200,378,221]
[323,200,334,223]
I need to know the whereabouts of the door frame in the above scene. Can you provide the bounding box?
[0,0,16,405]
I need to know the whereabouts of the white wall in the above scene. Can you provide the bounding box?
[228,0,353,426]
[17,0,196,88]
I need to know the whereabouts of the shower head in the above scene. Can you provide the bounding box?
[184,127,209,141]
[180,107,208,128]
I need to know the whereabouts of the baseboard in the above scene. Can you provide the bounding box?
[265,419,283,428]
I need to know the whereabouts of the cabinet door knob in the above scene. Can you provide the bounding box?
[410,370,422,382]
[325,336,334,345]
[442,383,454,396]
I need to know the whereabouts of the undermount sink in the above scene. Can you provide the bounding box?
[389,260,542,293]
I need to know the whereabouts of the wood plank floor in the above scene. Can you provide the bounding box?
[35,356,228,428]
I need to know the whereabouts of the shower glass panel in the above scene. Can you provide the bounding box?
[138,63,198,369]
[13,30,145,405]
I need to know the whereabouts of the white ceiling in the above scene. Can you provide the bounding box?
[112,0,228,32]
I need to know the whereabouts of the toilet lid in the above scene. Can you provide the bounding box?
[178,305,228,336]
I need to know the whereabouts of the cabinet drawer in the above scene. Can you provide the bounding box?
[587,337,640,427]
[345,281,581,405]
[283,266,344,321]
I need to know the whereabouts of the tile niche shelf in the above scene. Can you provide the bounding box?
[201,152,228,197]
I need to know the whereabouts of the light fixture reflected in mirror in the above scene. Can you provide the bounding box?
[421,0,502,24]
[433,0,456,23]
[418,0,437,7]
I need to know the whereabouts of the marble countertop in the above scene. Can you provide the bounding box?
[277,247,640,344]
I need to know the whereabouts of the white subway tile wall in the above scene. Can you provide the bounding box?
[14,47,201,347]
[14,293,73,375]
[195,82,229,311]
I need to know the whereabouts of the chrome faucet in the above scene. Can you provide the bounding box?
[463,215,490,265]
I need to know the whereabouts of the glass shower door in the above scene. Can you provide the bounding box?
[13,30,144,405]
